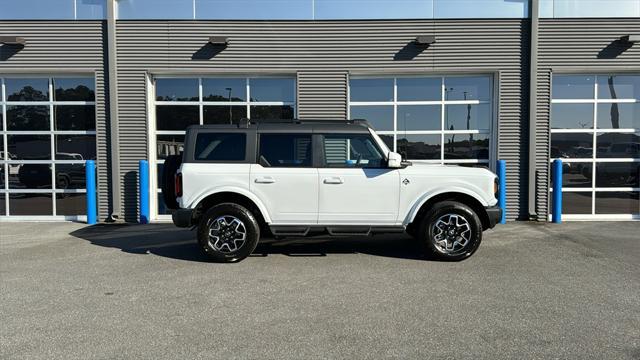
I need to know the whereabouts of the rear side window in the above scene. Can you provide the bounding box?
[194,133,246,161]
[259,134,312,167]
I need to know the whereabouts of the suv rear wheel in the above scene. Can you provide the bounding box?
[197,203,260,263]
[419,201,482,261]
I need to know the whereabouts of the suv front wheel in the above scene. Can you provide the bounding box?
[197,203,260,263]
[419,201,482,261]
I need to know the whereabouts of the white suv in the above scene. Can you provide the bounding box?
[163,119,501,262]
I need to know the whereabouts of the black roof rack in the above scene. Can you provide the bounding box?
[237,118,369,128]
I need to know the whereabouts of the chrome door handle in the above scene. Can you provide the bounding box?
[323,177,344,184]
[255,177,275,184]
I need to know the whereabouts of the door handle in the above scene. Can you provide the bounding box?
[255,176,275,184]
[323,177,344,184]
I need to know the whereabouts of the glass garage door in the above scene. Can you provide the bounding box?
[151,76,296,220]
[550,74,640,220]
[0,76,96,219]
[348,75,493,167]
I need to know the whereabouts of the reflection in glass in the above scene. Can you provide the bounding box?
[444,133,489,160]
[434,0,528,19]
[397,134,441,160]
[597,75,640,100]
[118,0,194,19]
[315,0,433,19]
[445,104,490,131]
[550,133,592,158]
[6,106,50,130]
[596,132,640,158]
[157,164,164,187]
[397,105,440,131]
[56,193,87,215]
[596,103,639,129]
[551,0,640,18]
[55,163,87,189]
[561,163,592,188]
[55,135,97,160]
[7,135,51,160]
[76,0,107,19]
[55,105,96,130]
[13,164,52,189]
[556,191,592,214]
[250,106,294,120]
[551,103,593,129]
[202,78,246,101]
[397,77,441,101]
[204,105,247,124]
[9,193,52,215]
[596,163,640,188]
[155,78,199,101]
[350,106,393,131]
[53,78,95,101]
[350,79,394,102]
[444,76,491,101]
[0,193,5,216]
[156,105,199,130]
[5,78,49,101]
[552,75,594,99]
[259,134,311,167]
[249,78,295,102]
[196,0,313,19]
[595,192,639,214]
[156,135,185,159]
[1,0,74,19]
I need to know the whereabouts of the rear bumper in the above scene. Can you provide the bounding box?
[485,205,502,229]
[172,208,193,228]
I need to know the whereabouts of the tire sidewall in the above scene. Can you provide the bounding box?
[197,203,260,263]
[420,201,482,261]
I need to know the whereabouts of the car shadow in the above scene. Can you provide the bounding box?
[70,224,438,263]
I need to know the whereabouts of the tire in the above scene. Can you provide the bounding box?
[197,203,260,263]
[418,201,482,261]
[161,154,182,210]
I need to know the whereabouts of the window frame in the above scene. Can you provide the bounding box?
[0,75,97,219]
[348,74,495,166]
[549,72,640,220]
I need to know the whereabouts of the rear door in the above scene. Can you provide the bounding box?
[250,133,319,224]
[317,133,400,225]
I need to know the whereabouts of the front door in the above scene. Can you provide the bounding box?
[317,133,400,225]
[250,133,318,224]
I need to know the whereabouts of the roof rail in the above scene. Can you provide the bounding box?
[237,118,369,128]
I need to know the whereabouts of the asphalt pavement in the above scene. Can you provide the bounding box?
[1,221,639,359]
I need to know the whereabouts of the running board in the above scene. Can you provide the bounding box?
[269,225,405,237]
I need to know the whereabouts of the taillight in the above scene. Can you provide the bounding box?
[175,173,183,197]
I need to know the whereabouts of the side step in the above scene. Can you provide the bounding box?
[270,226,310,236]
[269,225,406,237]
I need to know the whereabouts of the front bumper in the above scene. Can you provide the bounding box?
[485,205,503,229]
[172,208,194,228]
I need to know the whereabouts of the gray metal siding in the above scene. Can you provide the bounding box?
[0,21,109,218]
[116,19,529,221]
[536,18,640,219]
[297,71,347,119]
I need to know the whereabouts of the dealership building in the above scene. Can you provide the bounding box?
[0,0,638,223]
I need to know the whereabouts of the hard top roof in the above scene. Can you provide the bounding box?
[186,119,373,133]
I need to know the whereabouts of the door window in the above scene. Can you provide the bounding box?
[322,134,384,168]
[258,134,312,167]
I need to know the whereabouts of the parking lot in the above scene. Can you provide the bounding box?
[1,221,639,359]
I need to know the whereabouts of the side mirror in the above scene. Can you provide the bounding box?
[388,151,402,168]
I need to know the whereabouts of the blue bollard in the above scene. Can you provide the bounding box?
[85,160,97,225]
[497,160,506,224]
[139,160,150,224]
[552,159,563,224]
